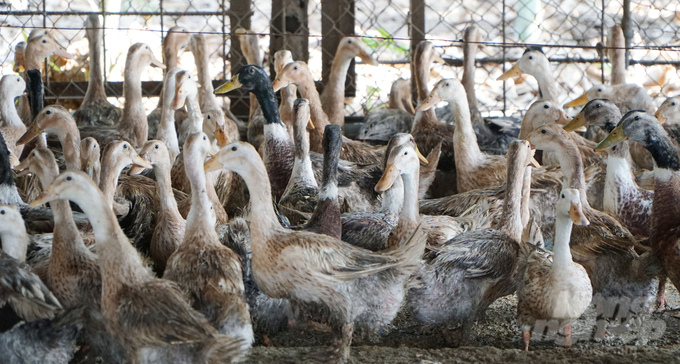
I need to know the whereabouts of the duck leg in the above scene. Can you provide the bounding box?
[656,276,667,312]
[523,331,531,351]
[563,324,573,348]
[336,322,354,362]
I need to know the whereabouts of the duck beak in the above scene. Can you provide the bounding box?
[529,156,540,168]
[214,125,231,148]
[128,165,145,175]
[415,146,428,164]
[53,47,73,60]
[14,158,30,176]
[594,124,628,152]
[214,75,242,94]
[358,48,379,67]
[564,93,589,108]
[132,155,153,170]
[17,123,43,146]
[655,108,667,124]
[433,53,446,64]
[14,53,25,73]
[307,119,315,131]
[204,154,222,172]
[171,85,186,110]
[30,185,58,208]
[272,77,287,92]
[497,62,522,81]
[563,112,587,132]
[569,201,590,226]
[375,163,400,193]
[415,93,440,113]
[149,53,166,69]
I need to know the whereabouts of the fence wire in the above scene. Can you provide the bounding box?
[0,0,678,121]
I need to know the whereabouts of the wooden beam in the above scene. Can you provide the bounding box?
[270,0,309,78]
[321,0,355,97]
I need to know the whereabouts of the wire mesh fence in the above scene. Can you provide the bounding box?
[0,0,678,122]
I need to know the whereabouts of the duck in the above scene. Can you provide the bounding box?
[517,188,592,351]
[357,78,415,143]
[564,99,652,238]
[133,140,186,274]
[595,110,680,314]
[80,137,101,185]
[409,140,536,344]
[274,50,297,139]
[18,105,82,171]
[0,74,28,159]
[205,141,427,362]
[565,84,654,114]
[0,205,85,364]
[73,14,122,127]
[117,43,165,148]
[163,132,253,349]
[343,133,477,253]
[30,171,246,364]
[461,25,520,155]
[233,28,267,150]
[417,78,507,193]
[497,47,560,103]
[279,98,318,212]
[527,124,658,309]
[147,27,190,138]
[655,95,680,155]
[273,60,384,164]
[173,70,203,146]
[190,34,239,143]
[319,36,379,129]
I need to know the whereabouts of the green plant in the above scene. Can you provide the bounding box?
[364,85,386,112]
[362,28,409,57]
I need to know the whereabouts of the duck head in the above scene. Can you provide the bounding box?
[126,43,165,70]
[272,61,313,92]
[29,170,99,209]
[13,41,26,73]
[274,50,294,75]
[102,140,152,175]
[415,78,465,113]
[0,74,26,100]
[519,101,572,139]
[498,47,548,81]
[214,64,269,94]
[655,95,680,125]
[375,133,428,192]
[558,189,590,226]
[565,85,614,109]
[525,124,571,153]
[80,137,101,175]
[595,110,664,152]
[164,26,191,61]
[17,105,73,145]
[14,148,58,185]
[171,70,198,110]
[564,98,620,133]
[336,36,379,66]
[130,140,171,175]
[24,31,72,70]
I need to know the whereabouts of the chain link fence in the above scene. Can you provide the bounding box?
[0,0,678,122]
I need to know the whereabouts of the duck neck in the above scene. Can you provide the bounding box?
[192,39,219,112]
[155,160,181,219]
[321,51,352,125]
[51,199,90,260]
[83,20,107,104]
[76,186,149,284]
[295,78,329,154]
[289,127,317,188]
[99,157,127,211]
[554,142,589,208]
[0,94,22,127]
[534,65,559,102]
[56,121,82,171]
[379,176,404,216]
[451,97,483,167]
[462,33,483,126]
[521,165,532,229]
[279,85,297,135]
[552,212,575,272]
[387,170,420,249]
[604,143,637,214]
[123,61,143,113]
[498,159,526,241]
[185,93,203,135]
[184,151,217,241]
[0,224,29,262]
[158,73,179,161]
[241,162,280,239]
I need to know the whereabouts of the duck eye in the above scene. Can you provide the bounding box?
[596,104,601,108]
[672,102,677,106]
[145,45,149,49]
[348,39,352,44]
[597,88,602,92]
[16,78,20,82]
[0,210,4,215]
[231,146,237,151]
[541,129,546,134]
[248,68,255,74]
[42,39,47,43]
[635,116,640,120]
[46,110,51,115]
[445,82,450,87]
[404,151,408,156]
[155,144,159,149]
[293,66,298,70]
[207,115,211,119]
[543,104,549,109]
[561,194,565,199]
[528,56,533,60]
[123,144,128,149]
[66,176,72,181]
[203,136,207,140]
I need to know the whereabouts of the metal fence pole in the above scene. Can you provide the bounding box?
[622,0,632,69]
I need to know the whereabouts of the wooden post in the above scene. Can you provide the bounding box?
[321,0,355,97]
[621,0,632,69]
[229,0,253,118]
[270,0,309,79]
[410,0,425,103]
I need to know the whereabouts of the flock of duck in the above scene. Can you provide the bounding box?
[1,16,679,363]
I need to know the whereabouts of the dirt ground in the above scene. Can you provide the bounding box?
[243,280,680,363]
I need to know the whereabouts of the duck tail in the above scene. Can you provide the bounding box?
[202,334,247,364]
